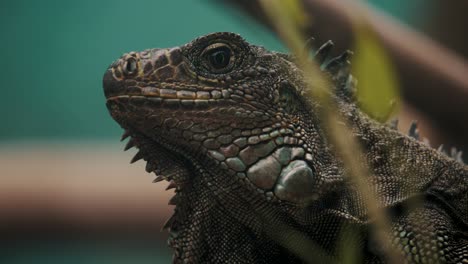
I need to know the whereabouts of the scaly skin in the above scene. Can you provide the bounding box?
[103,32,468,263]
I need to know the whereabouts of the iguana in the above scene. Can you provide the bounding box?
[103,32,468,263]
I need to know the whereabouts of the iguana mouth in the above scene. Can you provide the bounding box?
[106,91,221,110]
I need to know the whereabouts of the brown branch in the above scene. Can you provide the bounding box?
[221,0,468,154]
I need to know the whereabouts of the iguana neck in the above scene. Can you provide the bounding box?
[170,166,301,263]
[345,104,459,206]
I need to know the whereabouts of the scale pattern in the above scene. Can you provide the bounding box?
[103,32,468,263]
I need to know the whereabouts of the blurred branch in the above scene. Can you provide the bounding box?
[221,0,468,154]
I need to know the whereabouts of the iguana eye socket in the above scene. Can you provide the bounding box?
[201,43,235,73]
[123,57,138,75]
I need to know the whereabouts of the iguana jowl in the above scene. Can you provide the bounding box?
[103,32,467,263]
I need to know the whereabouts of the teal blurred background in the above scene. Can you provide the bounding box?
[0,0,285,141]
[0,0,429,141]
[0,0,447,263]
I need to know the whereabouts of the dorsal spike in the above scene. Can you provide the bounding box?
[437,144,444,153]
[455,151,464,163]
[408,121,419,140]
[450,147,458,159]
[124,138,136,151]
[162,214,176,230]
[325,50,353,74]
[120,130,131,142]
[339,74,357,101]
[389,119,399,130]
[168,194,178,205]
[145,162,156,173]
[130,151,144,164]
[437,144,448,156]
[166,181,177,190]
[314,40,334,65]
[153,175,164,183]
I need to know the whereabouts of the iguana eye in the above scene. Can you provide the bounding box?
[202,43,234,73]
[123,57,138,75]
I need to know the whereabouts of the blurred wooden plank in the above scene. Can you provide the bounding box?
[0,142,173,235]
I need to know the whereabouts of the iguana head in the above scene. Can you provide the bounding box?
[103,32,344,261]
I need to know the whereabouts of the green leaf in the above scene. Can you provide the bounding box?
[352,24,401,122]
